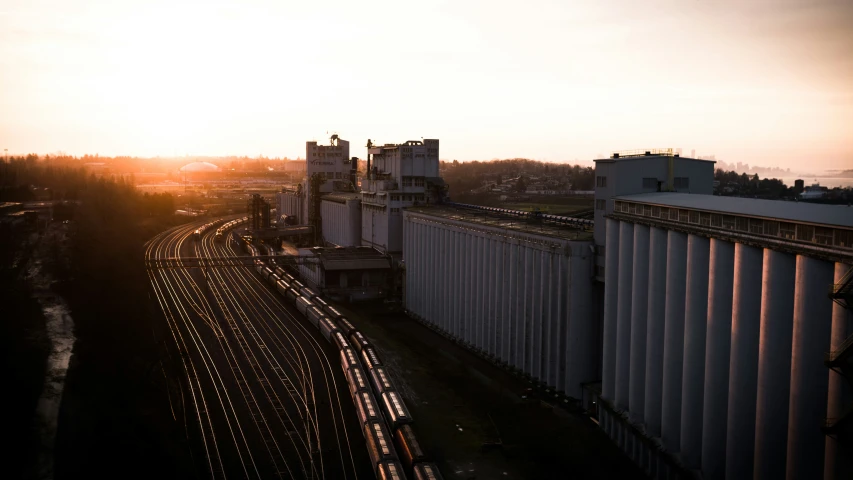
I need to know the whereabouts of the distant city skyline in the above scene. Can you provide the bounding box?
[2,0,852,170]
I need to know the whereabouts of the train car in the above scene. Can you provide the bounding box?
[255,261,266,275]
[323,305,345,321]
[332,331,350,351]
[300,286,320,301]
[340,347,360,374]
[318,317,339,342]
[361,346,382,370]
[394,424,427,470]
[291,279,306,292]
[285,287,300,304]
[369,366,394,396]
[269,273,280,284]
[335,317,357,336]
[349,369,373,402]
[295,296,314,316]
[412,463,444,480]
[274,266,287,278]
[381,390,413,430]
[364,421,399,474]
[354,390,383,428]
[305,306,325,328]
[376,460,406,480]
[275,280,290,297]
[261,266,273,279]
[282,272,295,284]
[312,296,330,311]
[349,331,371,353]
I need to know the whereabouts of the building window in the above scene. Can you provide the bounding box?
[596,199,606,210]
[689,210,700,224]
[674,177,690,189]
[815,227,833,245]
[736,217,749,232]
[678,209,689,223]
[596,176,607,188]
[642,177,658,189]
[643,205,652,217]
[835,229,853,248]
[391,195,400,201]
[722,215,736,230]
[402,177,412,187]
[414,177,424,187]
[796,224,814,242]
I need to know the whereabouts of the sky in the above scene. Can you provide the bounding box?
[2,0,852,171]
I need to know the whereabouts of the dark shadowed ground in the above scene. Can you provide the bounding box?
[341,302,646,480]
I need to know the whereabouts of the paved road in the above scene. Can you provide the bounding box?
[145,218,372,479]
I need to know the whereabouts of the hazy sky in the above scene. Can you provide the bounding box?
[2,0,852,170]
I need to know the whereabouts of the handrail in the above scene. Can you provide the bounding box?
[825,333,853,363]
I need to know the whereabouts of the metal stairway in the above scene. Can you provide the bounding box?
[823,266,853,437]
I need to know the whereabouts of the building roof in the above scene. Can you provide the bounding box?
[615,192,853,228]
[594,156,715,165]
[405,204,592,242]
[298,246,391,270]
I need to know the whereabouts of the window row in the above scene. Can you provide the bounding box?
[614,201,853,249]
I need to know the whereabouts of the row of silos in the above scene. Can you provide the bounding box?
[321,195,362,247]
[402,210,596,398]
[600,217,852,480]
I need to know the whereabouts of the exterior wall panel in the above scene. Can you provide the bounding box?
[403,210,594,398]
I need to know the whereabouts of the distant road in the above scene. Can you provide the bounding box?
[145,219,371,479]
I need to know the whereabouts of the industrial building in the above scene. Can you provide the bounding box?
[270,137,852,480]
[594,190,853,477]
[402,204,595,397]
[362,139,444,253]
[297,246,391,301]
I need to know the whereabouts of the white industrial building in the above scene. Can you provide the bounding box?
[321,192,362,247]
[276,135,355,228]
[593,150,715,280]
[596,190,853,480]
[402,205,597,397]
[363,139,444,254]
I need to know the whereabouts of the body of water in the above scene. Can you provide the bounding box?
[774,176,853,189]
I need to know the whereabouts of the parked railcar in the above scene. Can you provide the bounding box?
[376,460,406,480]
[381,390,413,430]
[275,280,290,297]
[369,366,394,396]
[305,306,325,328]
[300,286,320,300]
[285,288,300,304]
[364,421,398,474]
[323,305,345,321]
[312,296,330,311]
[318,317,339,342]
[274,266,287,278]
[412,463,444,480]
[336,317,357,336]
[349,331,371,353]
[361,346,382,370]
[295,296,314,315]
[394,424,427,470]
[353,389,382,427]
[340,347,360,373]
[332,331,350,351]
[291,279,305,292]
[347,366,371,398]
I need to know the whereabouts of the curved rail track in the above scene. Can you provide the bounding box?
[146,218,371,479]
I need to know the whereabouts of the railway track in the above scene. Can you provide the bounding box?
[145,218,370,479]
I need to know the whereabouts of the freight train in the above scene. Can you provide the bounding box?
[213,216,248,242]
[235,236,443,480]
